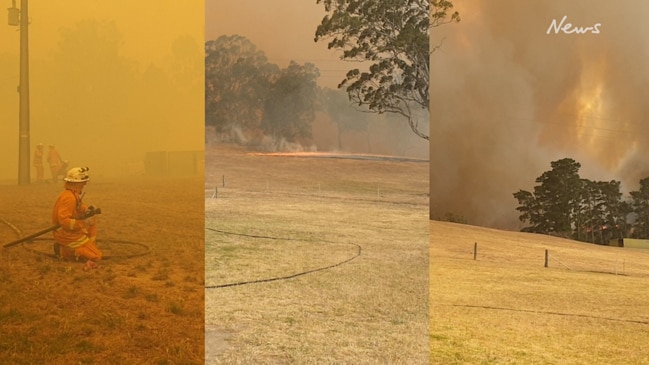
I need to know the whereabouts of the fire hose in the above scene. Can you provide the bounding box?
[2,207,102,248]
[205,227,362,289]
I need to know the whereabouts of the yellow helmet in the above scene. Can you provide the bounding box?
[63,167,90,183]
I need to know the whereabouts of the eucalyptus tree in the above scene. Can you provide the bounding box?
[205,35,279,135]
[314,0,459,140]
[260,61,320,147]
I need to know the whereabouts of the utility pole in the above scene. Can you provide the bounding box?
[8,0,30,185]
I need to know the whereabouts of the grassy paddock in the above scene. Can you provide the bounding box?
[205,143,429,364]
[431,220,649,364]
[0,177,204,364]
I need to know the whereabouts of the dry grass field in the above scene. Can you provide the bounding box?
[0,176,204,364]
[431,220,649,364]
[204,143,429,364]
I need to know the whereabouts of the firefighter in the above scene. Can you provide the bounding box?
[59,160,69,179]
[47,145,64,183]
[51,167,102,270]
[33,143,44,183]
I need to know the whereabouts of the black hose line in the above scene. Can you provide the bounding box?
[0,218,150,259]
[205,227,316,242]
[448,304,649,325]
[24,237,150,259]
[205,228,362,289]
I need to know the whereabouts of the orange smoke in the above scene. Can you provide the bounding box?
[431,0,649,228]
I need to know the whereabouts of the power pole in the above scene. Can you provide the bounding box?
[8,0,30,185]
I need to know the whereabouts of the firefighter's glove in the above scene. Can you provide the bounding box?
[82,206,101,226]
[85,215,96,226]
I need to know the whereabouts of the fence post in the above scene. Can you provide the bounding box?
[473,242,477,260]
[544,249,549,268]
[222,175,225,188]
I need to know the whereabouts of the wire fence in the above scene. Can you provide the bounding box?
[544,249,643,276]
[433,241,649,278]
[204,173,428,207]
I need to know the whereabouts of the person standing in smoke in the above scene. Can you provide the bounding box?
[60,160,69,179]
[33,143,44,183]
[47,145,64,183]
[52,167,102,270]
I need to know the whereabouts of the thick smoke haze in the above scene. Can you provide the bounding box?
[431,0,649,229]
[206,1,349,90]
[1,2,203,182]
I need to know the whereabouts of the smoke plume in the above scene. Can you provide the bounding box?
[431,0,649,229]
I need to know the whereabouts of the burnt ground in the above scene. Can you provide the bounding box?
[0,176,204,364]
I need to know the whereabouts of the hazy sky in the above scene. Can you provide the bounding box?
[0,1,201,65]
[431,0,649,229]
[205,0,351,89]
[1,1,204,182]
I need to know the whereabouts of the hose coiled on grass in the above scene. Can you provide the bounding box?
[205,227,361,289]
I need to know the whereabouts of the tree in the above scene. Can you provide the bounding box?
[535,158,582,235]
[514,158,629,244]
[629,177,649,238]
[514,158,582,236]
[314,0,458,140]
[205,35,279,136]
[513,189,545,233]
[576,179,599,243]
[205,36,322,148]
[576,179,625,244]
[260,61,320,147]
[595,180,630,243]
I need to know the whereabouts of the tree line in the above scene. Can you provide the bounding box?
[514,158,649,244]
[205,35,320,149]
[206,0,452,148]
[204,35,415,151]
